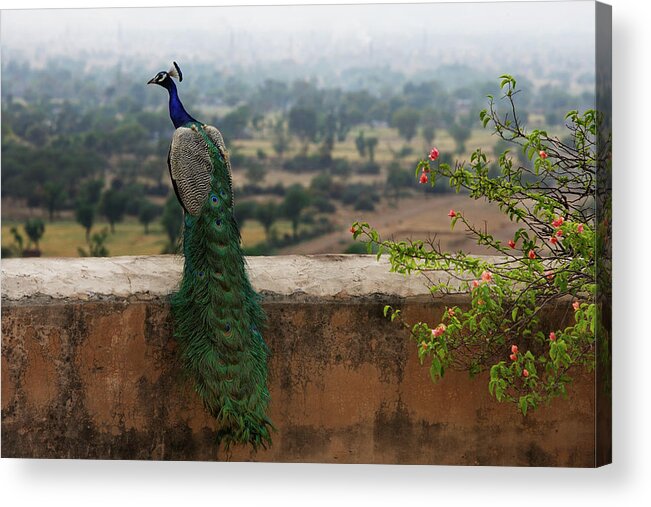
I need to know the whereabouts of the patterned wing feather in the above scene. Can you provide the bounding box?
[169,126,219,216]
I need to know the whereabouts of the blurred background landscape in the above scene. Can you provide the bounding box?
[1,2,596,258]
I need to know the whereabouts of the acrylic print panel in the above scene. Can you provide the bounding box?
[0,1,612,466]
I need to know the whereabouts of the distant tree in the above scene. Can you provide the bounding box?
[24,123,49,145]
[386,166,413,203]
[355,131,367,158]
[366,137,379,163]
[354,194,375,211]
[251,113,265,131]
[255,201,278,243]
[272,118,291,159]
[43,182,66,222]
[161,195,183,251]
[289,106,318,154]
[318,111,337,160]
[100,189,127,233]
[310,173,334,196]
[448,121,472,154]
[282,184,311,240]
[78,228,109,257]
[75,200,96,242]
[142,158,166,186]
[391,107,421,143]
[221,105,251,139]
[138,200,162,234]
[420,108,438,149]
[9,226,24,257]
[245,161,266,185]
[107,122,148,156]
[234,200,258,228]
[422,125,435,149]
[311,195,336,213]
[254,79,290,112]
[79,179,104,203]
[23,218,45,251]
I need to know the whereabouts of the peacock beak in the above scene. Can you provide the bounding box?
[147,77,156,85]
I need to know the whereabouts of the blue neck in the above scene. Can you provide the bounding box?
[164,78,198,129]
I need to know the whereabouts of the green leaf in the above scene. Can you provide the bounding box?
[430,356,442,382]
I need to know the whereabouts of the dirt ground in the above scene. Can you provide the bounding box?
[280,193,520,255]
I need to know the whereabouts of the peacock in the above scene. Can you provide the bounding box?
[148,62,272,450]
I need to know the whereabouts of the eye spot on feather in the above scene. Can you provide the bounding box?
[198,271,205,279]
[215,218,222,227]
[224,323,232,336]
[210,194,219,206]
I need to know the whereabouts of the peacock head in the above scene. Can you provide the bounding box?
[147,61,183,88]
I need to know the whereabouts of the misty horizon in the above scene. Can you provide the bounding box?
[2,2,595,91]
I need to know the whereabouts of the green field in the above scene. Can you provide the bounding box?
[1,218,293,258]
[233,125,502,164]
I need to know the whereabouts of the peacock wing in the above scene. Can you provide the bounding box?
[168,126,212,216]
[168,124,232,216]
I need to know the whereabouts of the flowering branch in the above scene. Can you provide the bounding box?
[350,75,603,415]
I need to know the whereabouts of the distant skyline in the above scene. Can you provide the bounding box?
[2,2,595,62]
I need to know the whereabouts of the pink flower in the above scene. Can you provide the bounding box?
[350,226,355,234]
[419,172,428,184]
[539,150,548,159]
[549,331,557,341]
[421,341,428,351]
[481,270,492,282]
[429,147,440,161]
[528,250,536,260]
[447,308,455,317]
[573,301,580,311]
[448,209,457,218]
[508,239,516,249]
[522,369,530,378]
[509,353,517,361]
[545,270,554,281]
[511,345,519,354]
[432,324,447,338]
[472,280,480,289]
[577,223,585,233]
[550,236,558,245]
[556,229,563,237]
[552,216,565,228]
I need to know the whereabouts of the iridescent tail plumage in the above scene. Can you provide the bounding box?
[171,129,272,450]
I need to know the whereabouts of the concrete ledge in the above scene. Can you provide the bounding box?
[1,254,450,303]
[1,255,601,465]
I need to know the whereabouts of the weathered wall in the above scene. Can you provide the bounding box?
[2,255,601,465]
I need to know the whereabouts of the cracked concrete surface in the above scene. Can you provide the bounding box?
[2,254,483,302]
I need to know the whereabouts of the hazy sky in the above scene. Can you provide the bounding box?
[1,2,595,55]
[1,2,594,36]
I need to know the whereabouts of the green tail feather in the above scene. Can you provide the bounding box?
[171,126,272,451]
